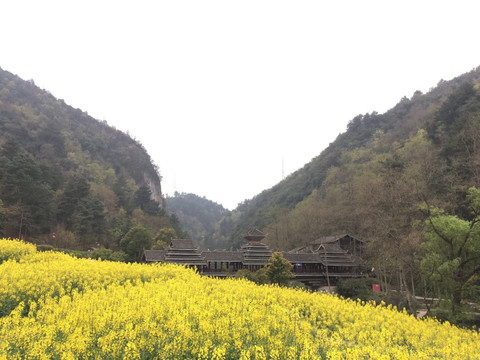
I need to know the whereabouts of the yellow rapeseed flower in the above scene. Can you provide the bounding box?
[0,238,479,359]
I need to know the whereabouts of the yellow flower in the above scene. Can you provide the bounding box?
[0,238,479,359]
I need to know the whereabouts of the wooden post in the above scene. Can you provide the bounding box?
[324,253,331,289]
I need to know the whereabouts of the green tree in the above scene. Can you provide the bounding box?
[57,176,106,245]
[169,213,189,238]
[71,196,106,240]
[427,82,476,149]
[420,187,480,314]
[253,266,269,285]
[109,250,129,262]
[266,252,294,286]
[120,225,153,261]
[0,142,55,236]
[109,208,131,245]
[135,185,162,216]
[337,278,378,302]
[152,227,177,250]
[113,173,136,213]
[135,185,151,208]
[88,248,113,260]
[235,268,254,281]
[57,176,90,228]
[235,268,269,285]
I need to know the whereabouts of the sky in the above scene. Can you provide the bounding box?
[1,1,480,210]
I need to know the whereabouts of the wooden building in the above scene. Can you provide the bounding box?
[290,234,364,257]
[203,251,243,274]
[163,238,206,267]
[142,239,206,270]
[142,249,165,262]
[240,228,272,271]
[141,231,364,287]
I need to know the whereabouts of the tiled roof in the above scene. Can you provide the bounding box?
[243,228,267,242]
[142,250,165,262]
[289,234,363,253]
[163,239,206,265]
[315,234,364,244]
[317,243,345,253]
[282,253,321,263]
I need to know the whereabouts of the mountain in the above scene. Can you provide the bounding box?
[3,63,478,324]
[221,66,480,249]
[207,65,480,325]
[0,67,174,250]
[165,192,232,249]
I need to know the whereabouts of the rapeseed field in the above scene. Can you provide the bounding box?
[0,238,478,359]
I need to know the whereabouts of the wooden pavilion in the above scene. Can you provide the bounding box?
[240,228,272,271]
[141,231,365,287]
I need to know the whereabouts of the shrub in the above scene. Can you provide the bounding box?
[36,244,55,252]
[337,277,379,301]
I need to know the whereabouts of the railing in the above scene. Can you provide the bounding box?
[292,268,321,274]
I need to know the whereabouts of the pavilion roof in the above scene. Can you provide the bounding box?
[313,234,364,244]
[282,252,321,263]
[289,234,364,253]
[317,242,346,254]
[142,250,165,262]
[243,228,267,242]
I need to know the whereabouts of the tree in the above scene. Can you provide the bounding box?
[57,176,91,228]
[57,176,106,245]
[266,252,294,286]
[109,250,129,262]
[152,227,177,250]
[420,187,480,314]
[236,268,254,282]
[427,82,476,148]
[88,248,113,260]
[135,185,162,216]
[71,195,106,241]
[253,267,269,285]
[120,225,153,261]
[235,267,269,285]
[169,213,189,239]
[0,143,55,237]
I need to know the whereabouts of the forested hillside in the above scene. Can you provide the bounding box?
[226,67,480,249]
[165,192,232,249]
[0,67,179,256]
[1,63,479,325]
[218,66,480,325]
